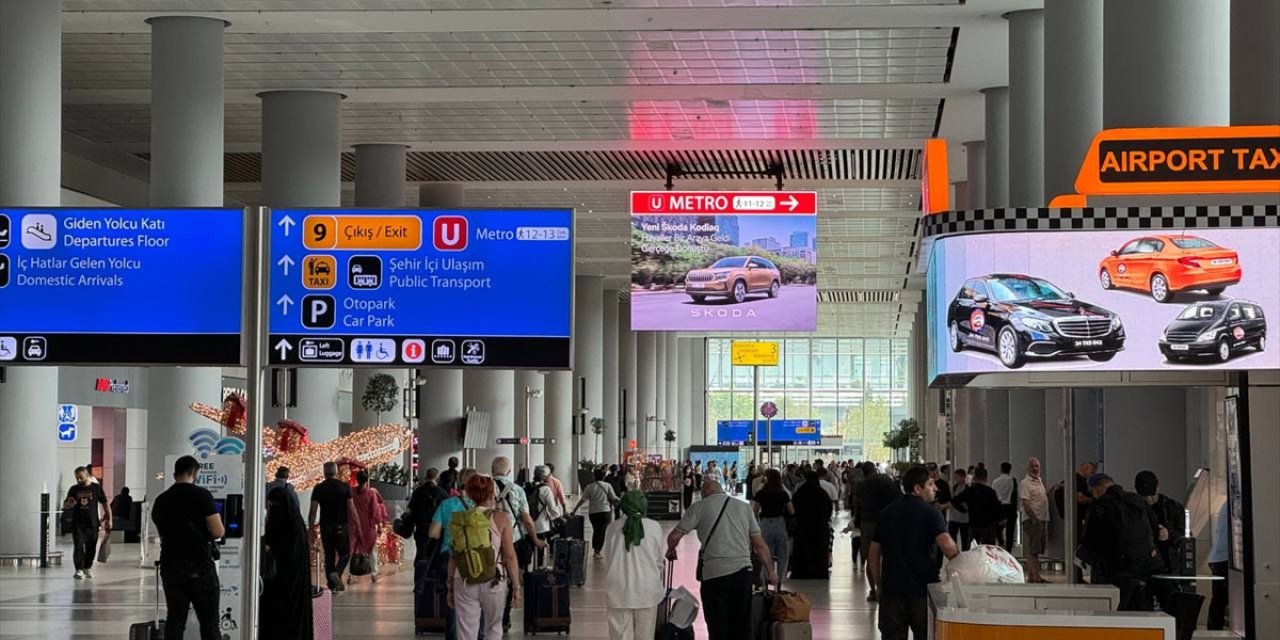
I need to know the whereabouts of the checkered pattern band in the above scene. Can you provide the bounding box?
[922,205,1280,238]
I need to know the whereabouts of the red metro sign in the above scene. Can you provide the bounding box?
[630,191,818,216]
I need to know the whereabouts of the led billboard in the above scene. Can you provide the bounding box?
[927,228,1280,381]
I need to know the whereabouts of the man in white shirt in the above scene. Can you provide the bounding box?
[991,462,1018,553]
[1019,458,1050,583]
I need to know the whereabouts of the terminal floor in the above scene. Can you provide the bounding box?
[0,511,899,639]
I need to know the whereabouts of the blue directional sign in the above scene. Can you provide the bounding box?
[268,208,574,369]
[58,423,78,443]
[716,419,822,446]
[58,404,78,424]
[0,208,244,365]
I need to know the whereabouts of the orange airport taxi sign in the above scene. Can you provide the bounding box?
[1074,125,1280,197]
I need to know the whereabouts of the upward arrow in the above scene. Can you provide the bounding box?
[277,215,296,236]
[782,195,800,212]
[276,294,294,315]
[276,254,295,275]
[274,339,293,359]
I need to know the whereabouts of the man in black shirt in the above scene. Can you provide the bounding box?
[1135,470,1186,611]
[407,467,450,562]
[152,455,224,640]
[438,457,461,494]
[1082,474,1164,611]
[310,462,360,591]
[870,466,959,640]
[848,461,902,601]
[64,466,111,579]
[951,467,1003,545]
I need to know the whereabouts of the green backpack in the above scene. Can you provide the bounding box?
[449,507,498,584]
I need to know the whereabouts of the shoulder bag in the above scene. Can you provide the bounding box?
[695,495,733,582]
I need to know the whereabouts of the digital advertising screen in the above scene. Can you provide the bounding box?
[630,191,817,331]
[0,208,244,365]
[716,419,822,446]
[268,208,574,369]
[927,228,1280,382]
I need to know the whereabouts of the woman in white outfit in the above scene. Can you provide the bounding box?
[603,490,666,640]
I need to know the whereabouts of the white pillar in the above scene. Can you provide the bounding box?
[416,183,466,475]
[573,276,604,476]
[1104,0,1230,127]
[636,332,659,452]
[655,333,669,453]
[351,144,409,433]
[1231,0,1280,125]
[1044,0,1103,201]
[665,332,680,459]
[690,340,707,446]
[0,0,61,555]
[141,16,229,503]
[1007,9,1045,207]
[1007,389,1046,473]
[514,371,545,473]
[544,371,573,476]
[618,303,637,459]
[601,290,620,463]
[964,141,987,209]
[677,338,695,457]
[951,182,969,211]
[983,389,1011,469]
[982,87,1011,208]
[260,90,344,442]
[464,371,515,471]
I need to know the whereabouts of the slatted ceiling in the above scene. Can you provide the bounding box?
[66,0,962,10]
[818,289,901,303]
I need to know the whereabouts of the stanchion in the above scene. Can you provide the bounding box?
[39,491,50,569]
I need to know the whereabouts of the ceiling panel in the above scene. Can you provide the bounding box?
[65,1,962,14]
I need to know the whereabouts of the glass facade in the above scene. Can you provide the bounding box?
[705,337,911,462]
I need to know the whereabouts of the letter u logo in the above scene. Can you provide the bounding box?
[433,215,468,251]
[650,195,664,211]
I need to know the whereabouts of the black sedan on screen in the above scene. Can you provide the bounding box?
[947,274,1126,369]
[1159,299,1266,364]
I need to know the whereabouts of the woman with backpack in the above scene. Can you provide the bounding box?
[527,465,564,566]
[448,474,522,640]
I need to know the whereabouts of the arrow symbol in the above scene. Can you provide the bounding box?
[274,339,293,359]
[277,254,295,275]
[782,195,799,212]
[276,294,294,315]
[277,215,296,237]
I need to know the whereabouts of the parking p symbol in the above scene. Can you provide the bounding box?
[302,294,335,329]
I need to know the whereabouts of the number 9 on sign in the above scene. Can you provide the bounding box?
[303,215,337,249]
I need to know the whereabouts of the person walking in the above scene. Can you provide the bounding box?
[1135,470,1187,610]
[947,468,972,551]
[604,491,666,640]
[951,467,1003,546]
[682,462,697,509]
[151,456,224,640]
[447,475,522,640]
[439,457,462,495]
[527,466,564,565]
[666,479,777,640]
[265,466,301,515]
[544,463,569,513]
[847,461,901,601]
[991,462,1018,552]
[1082,474,1164,611]
[1019,457,1050,583]
[407,467,450,561]
[64,466,111,580]
[751,468,794,586]
[790,470,833,579]
[571,467,622,558]
[349,470,387,584]
[869,466,959,640]
[492,456,545,633]
[309,462,361,592]
[428,468,479,640]
[703,461,723,487]
[260,487,313,639]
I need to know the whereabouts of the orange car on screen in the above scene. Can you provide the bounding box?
[1098,235,1241,303]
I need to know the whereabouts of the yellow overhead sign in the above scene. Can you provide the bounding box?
[731,341,779,366]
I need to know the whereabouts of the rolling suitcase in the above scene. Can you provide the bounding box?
[749,588,772,640]
[414,559,447,634]
[523,568,572,635]
[766,621,813,640]
[561,515,585,541]
[655,560,695,640]
[313,549,332,640]
[552,538,587,587]
[128,562,164,640]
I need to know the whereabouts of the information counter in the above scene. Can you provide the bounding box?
[929,583,1175,640]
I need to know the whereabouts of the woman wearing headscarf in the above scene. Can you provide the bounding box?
[260,487,314,639]
[603,491,665,640]
[789,470,834,579]
[349,470,387,584]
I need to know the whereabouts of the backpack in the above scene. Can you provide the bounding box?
[495,478,519,517]
[525,482,546,521]
[449,507,498,584]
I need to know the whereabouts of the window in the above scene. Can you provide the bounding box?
[1119,240,1143,255]
[972,281,991,300]
[1171,237,1218,249]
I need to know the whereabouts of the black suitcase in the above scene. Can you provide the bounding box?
[552,538,587,587]
[561,515,585,541]
[414,559,447,634]
[655,559,695,640]
[523,569,572,635]
[129,562,163,639]
[749,587,773,640]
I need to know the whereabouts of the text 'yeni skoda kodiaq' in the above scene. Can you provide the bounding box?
[1159,299,1266,364]
[685,256,781,304]
[948,274,1126,369]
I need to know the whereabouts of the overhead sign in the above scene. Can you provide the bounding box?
[57,404,78,444]
[631,194,817,332]
[759,401,778,419]
[268,208,574,369]
[921,139,951,215]
[0,208,244,365]
[716,420,822,446]
[1050,125,1280,205]
[631,191,817,216]
[731,341,779,366]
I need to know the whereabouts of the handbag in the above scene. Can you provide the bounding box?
[260,543,278,581]
[770,589,812,623]
[350,553,373,576]
[695,495,733,582]
[393,513,415,539]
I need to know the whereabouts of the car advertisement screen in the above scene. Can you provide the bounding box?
[927,228,1280,381]
[631,196,817,331]
[0,207,244,365]
[716,419,822,446]
[268,208,574,369]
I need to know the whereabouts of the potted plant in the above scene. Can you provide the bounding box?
[664,428,677,461]
[590,417,607,462]
[368,462,410,500]
[361,373,399,426]
[882,418,920,463]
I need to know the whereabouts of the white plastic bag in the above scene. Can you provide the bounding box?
[668,586,700,629]
[946,544,1025,584]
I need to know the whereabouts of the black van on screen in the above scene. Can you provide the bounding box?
[1159,299,1267,363]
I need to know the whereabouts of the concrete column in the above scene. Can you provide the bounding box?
[690,340,707,446]
[982,87,1011,207]
[636,332,659,452]
[544,371,573,477]
[514,371,545,473]
[351,144,409,433]
[416,183,466,475]
[665,333,681,459]
[1007,389,1047,473]
[677,338,695,456]
[618,303,637,459]
[260,90,344,441]
[1231,0,1280,124]
[601,290,620,463]
[964,141,987,209]
[573,276,604,474]
[951,182,969,211]
[143,16,228,503]
[464,371,515,471]
[1104,0,1230,127]
[1007,9,1045,207]
[983,389,1011,469]
[1045,0,1103,201]
[655,333,669,447]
